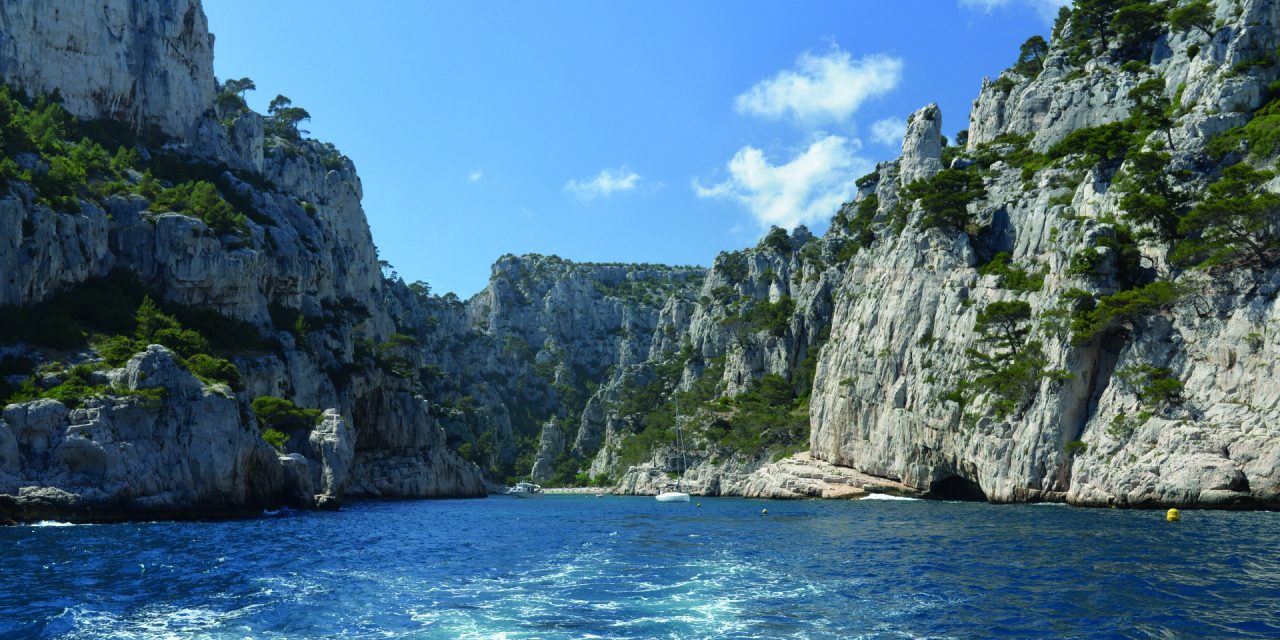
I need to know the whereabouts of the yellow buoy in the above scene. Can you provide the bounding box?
[761,508,768,515]
[696,502,702,508]
[1167,508,1181,522]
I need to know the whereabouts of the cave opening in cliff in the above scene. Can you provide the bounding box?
[928,474,987,501]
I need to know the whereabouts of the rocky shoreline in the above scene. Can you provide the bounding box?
[613,452,923,500]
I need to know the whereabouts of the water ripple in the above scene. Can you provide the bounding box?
[1,498,1278,638]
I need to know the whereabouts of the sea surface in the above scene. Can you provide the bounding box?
[2,495,1278,639]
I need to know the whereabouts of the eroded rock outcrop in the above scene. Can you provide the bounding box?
[0,0,216,141]
[530,418,565,483]
[0,347,287,522]
[740,453,919,500]
[900,104,944,186]
[310,409,355,507]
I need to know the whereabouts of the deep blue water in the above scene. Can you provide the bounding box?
[2,496,1278,639]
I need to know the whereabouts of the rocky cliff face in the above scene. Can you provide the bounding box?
[811,0,1280,507]
[6,0,1280,520]
[589,227,840,488]
[0,0,216,142]
[967,0,1278,153]
[422,254,708,484]
[485,0,1280,508]
[384,225,839,492]
[0,346,283,522]
[446,226,845,491]
[0,0,484,522]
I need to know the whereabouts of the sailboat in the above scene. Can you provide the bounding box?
[655,422,691,503]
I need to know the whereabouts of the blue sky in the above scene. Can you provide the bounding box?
[204,0,1065,296]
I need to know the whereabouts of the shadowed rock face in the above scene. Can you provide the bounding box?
[0,347,283,523]
[0,0,217,141]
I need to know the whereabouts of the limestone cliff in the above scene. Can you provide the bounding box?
[7,0,1280,520]
[0,346,282,522]
[0,0,216,142]
[471,0,1280,508]
[811,0,1280,507]
[0,0,484,522]
[441,227,842,493]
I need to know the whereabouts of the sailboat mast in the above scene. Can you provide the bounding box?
[676,422,687,490]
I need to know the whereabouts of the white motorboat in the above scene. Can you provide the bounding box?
[507,482,544,498]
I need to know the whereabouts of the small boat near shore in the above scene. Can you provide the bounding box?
[656,423,691,503]
[655,484,690,502]
[507,482,544,498]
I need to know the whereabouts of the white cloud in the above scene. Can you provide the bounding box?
[564,167,642,200]
[693,135,871,230]
[870,117,907,147]
[734,47,903,126]
[959,0,1071,23]
[468,169,483,183]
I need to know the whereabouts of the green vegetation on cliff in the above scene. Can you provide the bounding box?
[1173,163,1280,268]
[904,168,986,233]
[978,253,1046,292]
[950,301,1053,419]
[252,396,323,433]
[0,271,255,404]
[609,331,824,476]
[1056,0,1177,63]
[0,82,270,237]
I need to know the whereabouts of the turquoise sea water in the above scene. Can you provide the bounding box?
[3,495,1278,639]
